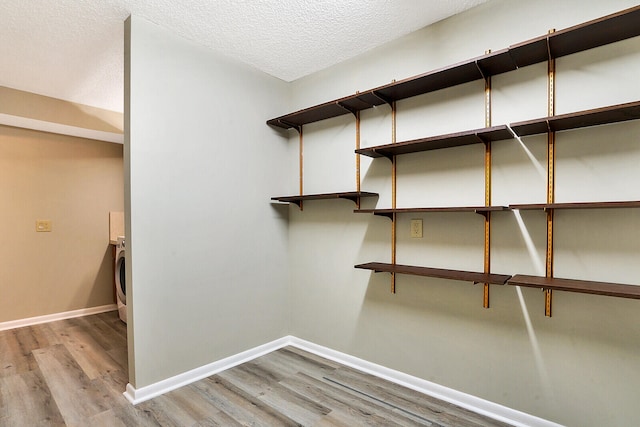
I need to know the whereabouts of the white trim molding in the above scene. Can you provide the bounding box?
[288,337,564,427]
[0,113,124,144]
[123,335,562,427]
[0,304,118,332]
[123,336,292,405]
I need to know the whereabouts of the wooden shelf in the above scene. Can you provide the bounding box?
[266,53,515,130]
[510,101,640,137]
[508,5,640,68]
[268,6,640,312]
[368,49,516,103]
[267,6,640,130]
[510,201,640,210]
[355,262,511,285]
[355,206,507,219]
[508,275,640,299]
[266,92,388,130]
[271,191,378,207]
[356,126,513,158]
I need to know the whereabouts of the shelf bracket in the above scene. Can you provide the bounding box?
[375,212,394,220]
[278,119,302,133]
[377,150,395,162]
[371,90,394,107]
[546,29,555,62]
[340,195,363,206]
[475,49,491,81]
[475,61,488,81]
[336,101,359,117]
[475,133,489,144]
[354,91,380,108]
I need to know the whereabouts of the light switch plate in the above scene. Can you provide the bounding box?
[410,219,423,238]
[36,220,52,232]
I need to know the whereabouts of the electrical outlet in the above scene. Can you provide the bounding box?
[410,219,423,238]
[36,220,52,232]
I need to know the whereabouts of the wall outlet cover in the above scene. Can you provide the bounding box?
[410,219,423,238]
[36,220,52,232]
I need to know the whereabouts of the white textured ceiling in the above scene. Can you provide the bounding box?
[0,0,486,113]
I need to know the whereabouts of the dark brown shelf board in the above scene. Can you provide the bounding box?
[356,125,513,158]
[267,6,640,130]
[354,206,507,219]
[266,92,387,129]
[510,201,640,210]
[266,52,516,130]
[510,100,640,136]
[265,55,509,130]
[508,274,640,299]
[509,5,640,68]
[370,49,516,102]
[271,191,378,207]
[355,262,511,285]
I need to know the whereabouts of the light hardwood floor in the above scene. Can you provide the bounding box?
[0,311,511,426]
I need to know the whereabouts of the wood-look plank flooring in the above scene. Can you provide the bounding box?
[0,311,512,426]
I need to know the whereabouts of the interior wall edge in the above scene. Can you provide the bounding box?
[123,13,136,389]
[125,14,290,389]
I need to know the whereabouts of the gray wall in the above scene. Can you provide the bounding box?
[125,16,290,388]
[287,1,640,425]
[124,2,640,425]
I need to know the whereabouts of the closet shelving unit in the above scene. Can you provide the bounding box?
[506,201,640,304]
[354,263,512,286]
[269,107,379,210]
[271,192,378,208]
[507,275,640,300]
[355,126,513,158]
[354,206,508,220]
[267,5,640,315]
[509,100,640,136]
[506,99,640,313]
[510,201,640,210]
[267,6,640,131]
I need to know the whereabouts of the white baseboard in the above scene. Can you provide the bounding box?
[0,304,118,332]
[123,336,291,405]
[123,335,562,427]
[287,337,563,427]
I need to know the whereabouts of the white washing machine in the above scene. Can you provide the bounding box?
[115,236,127,323]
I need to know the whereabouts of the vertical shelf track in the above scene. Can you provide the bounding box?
[391,100,398,293]
[338,99,365,209]
[355,110,362,208]
[545,32,556,317]
[482,52,493,309]
[371,87,398,293]
[297,125,304,211]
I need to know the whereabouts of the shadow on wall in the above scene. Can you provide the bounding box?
[72,244,117,311]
